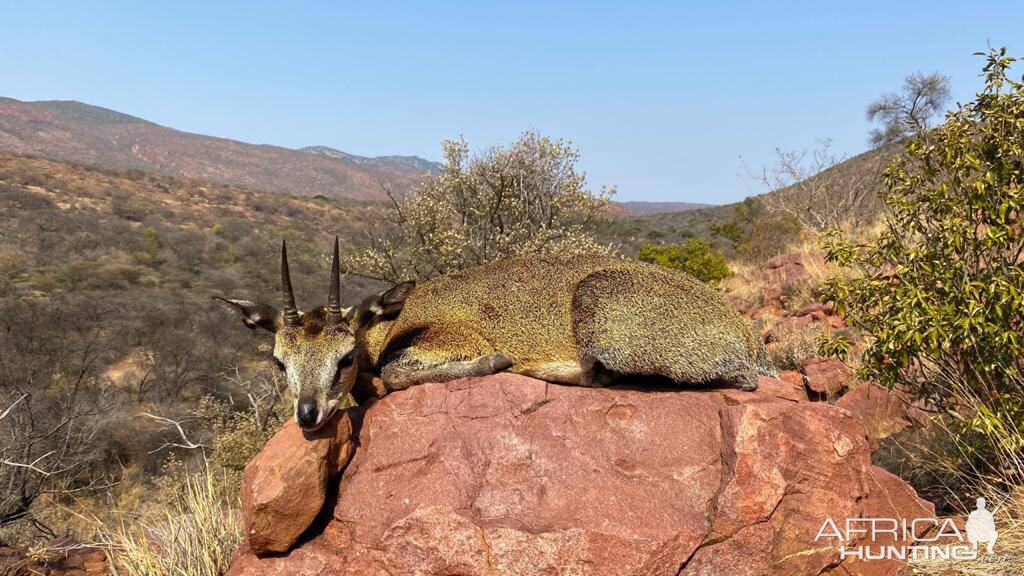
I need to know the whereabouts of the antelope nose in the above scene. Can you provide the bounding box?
[296,399,318,428]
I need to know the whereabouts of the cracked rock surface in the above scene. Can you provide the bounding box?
[228,373,932,576]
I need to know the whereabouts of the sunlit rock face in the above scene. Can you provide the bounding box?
[230,373,932,576]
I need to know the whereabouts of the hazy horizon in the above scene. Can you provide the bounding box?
[1,1,1020,203]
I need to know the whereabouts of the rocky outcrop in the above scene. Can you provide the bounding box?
[801,357,855,397]
[242,408,357,553]
[767,304,845,334]
[835,382,925,446]
[764,252,815,285]
[229,373,934,576]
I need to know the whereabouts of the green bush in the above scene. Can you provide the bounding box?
[132,227,164,267]
[710,197,802,261]
[637,238,731,284]
[821,48,1024,419]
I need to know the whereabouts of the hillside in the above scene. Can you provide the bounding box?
[300,145,440,173]
[614,200,710,215]
[0,153,393,302]
[0,151,394,410]
[0,151,438,550]
[600,142,901,254]
[0,97,437,201]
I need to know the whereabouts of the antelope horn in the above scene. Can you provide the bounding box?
[326,236,344,325]
[281,239,300,326]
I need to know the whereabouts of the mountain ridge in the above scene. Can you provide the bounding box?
[299,145,441,173]
[614,200,711,215]
[0,97,433,201]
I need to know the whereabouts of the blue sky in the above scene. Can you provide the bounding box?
[1,1,1020,203]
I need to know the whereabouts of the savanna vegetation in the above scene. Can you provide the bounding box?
[1,47,1022,576]
[822,49,1023,539]
[0,155,386,572]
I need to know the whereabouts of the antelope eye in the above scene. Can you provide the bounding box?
[331,354,355,389]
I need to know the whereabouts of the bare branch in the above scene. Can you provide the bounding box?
[137,412,207,453]
[2,451,58,476]
[0,393,26,421]
[866,71,951,146]
[744,139,879,233]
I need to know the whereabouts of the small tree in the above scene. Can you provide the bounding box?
[344,132,617,282]
[711,197,803,261]
[822,49,1024,416]
[866,71,952,147]
[636,238,730,284]
[743,139,880,233]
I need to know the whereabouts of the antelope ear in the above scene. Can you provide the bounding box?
[353,281,416,327]
[213,297,282,332]
[381,281,415,311]
[377,281,415,316]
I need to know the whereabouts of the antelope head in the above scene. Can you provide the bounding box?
[217,238,413,430]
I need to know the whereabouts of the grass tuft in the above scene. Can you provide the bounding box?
[98,462,241,576]
[889,374,1024,575]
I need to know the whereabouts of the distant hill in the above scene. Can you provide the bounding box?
[599,143,900,254]
[0,97,435,201]
[300,145,440,173]
[614,201,710,216]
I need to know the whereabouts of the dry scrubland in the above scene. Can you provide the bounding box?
[0,154,387,571]
[2,52,1023,575]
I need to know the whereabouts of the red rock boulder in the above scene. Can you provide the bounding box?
[801,357,855,396]
[0,546,28,576]
[241,409,357,554]
[835,382,925,445]
[764,252,815,285]
[760,283,787,313]
[230,373,933,576]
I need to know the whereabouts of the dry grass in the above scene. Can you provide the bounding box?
[911,497,1024,576]
[766,322,822,371]
[720,259,768,309]
[98,463,242,576]
[886,374,1024,575]
[720,228,856,313]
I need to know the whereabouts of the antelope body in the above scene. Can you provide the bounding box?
[219,241,775,430]
[362,253,774,390]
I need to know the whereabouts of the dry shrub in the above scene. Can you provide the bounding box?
[344,132,617,283]
[767,323,822,371]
